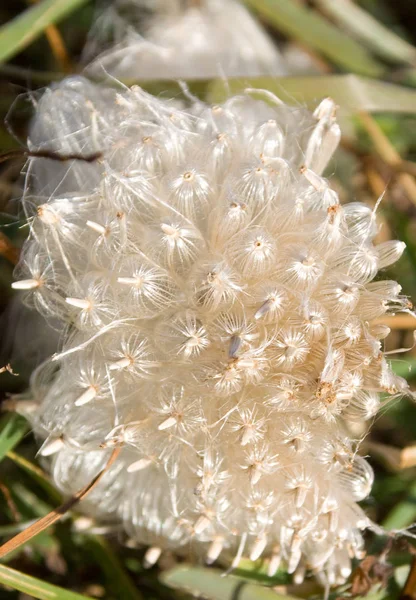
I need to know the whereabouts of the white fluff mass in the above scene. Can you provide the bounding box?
[86,0,287,80]
[13,76,411,584]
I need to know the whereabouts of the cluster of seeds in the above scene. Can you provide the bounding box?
[13,76,411,585]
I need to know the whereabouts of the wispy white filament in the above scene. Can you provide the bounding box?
[13,76,412,585]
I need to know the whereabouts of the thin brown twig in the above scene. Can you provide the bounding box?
[0,447,121,559]
[0,149,103,165]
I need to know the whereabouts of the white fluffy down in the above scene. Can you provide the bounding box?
[13,77,410,585]
[85,0,287,80]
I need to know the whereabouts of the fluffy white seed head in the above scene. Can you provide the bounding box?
[86,0,287,80]
[14,77,411,583]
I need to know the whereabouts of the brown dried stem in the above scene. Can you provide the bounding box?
[359,111,416,207]
[28,0,73,72]
[0,447,120,559]
[400,556,416,600]
[375,315,416,330]
[0,149,103,165]
[0,483,21,522]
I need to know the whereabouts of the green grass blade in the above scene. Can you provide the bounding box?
[6,450,63,504]
[218,557,289,586]
[0,0,90,65]
[83,535,144,600]
[391,357,416,380]
[353,592,389,600]
[0,563,93,600]
[382,480,416,530]
[161,565,300,600]
[208,75,416,114]
[243,0,383,77]
[314,0,416,65]
[0,414,28,462]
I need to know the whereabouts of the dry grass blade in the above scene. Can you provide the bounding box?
[359,111,416,207]
[40,24,72,71]
[0,149,103,164]
[0,231,20,265]
[0,482,21,521]
[375,315,416,330]
[400,445,416,469]
[0,447,120,559]
[208,75,416,114]
[28,0,72,72]
[0,0,89,64]
[366,441,416,472]
[397,160,416,178]
[400,557,416,600]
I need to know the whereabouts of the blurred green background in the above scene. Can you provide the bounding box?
[1,1,416,599]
